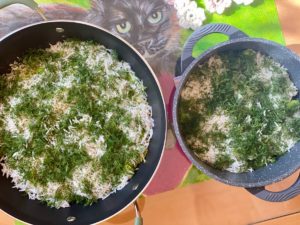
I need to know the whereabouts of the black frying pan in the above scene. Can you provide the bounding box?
[0,20,166,225]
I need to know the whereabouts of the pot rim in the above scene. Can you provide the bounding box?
[173,37,300,188]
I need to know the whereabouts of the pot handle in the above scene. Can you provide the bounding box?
[246,173,300,202]
[0,0,38,10]
[178,23,248,76]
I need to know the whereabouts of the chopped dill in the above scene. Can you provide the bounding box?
[179,49,300,172]
[0,40,153,208]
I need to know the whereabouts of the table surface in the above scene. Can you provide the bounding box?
[1,0,300,224]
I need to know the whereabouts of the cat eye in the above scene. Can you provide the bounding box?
[116,21,132,34]
[147,11,162,24]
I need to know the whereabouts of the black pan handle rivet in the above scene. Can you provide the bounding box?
[56,27,64,33]
[133,184,139,191]
[67,216,76,222]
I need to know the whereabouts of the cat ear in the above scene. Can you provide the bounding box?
[90,0,105,14]
[85,0,105,24]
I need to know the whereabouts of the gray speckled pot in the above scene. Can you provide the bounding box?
[172,23,300,202]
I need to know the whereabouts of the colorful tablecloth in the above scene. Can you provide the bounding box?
[0,0,285,222]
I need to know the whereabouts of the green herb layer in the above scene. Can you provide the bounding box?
[0,40,152,208]
[179,49,300,172]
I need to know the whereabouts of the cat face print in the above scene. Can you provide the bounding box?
[100,0,174,57]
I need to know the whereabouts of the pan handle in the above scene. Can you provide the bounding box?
[134,201,143,225]
[178,23,248,76]
[0,0,38,10]
[0,0,47,20]
[246,172,300,202]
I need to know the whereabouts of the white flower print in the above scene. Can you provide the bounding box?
[174,0,192,17]
[174,0,190,10]
[174,0,206,30]
[204,0,232,14]
[184,7,206,29]
[233,0,254,5]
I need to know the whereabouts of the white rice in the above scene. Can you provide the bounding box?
[0,41,154,208]
[187,52,298,173]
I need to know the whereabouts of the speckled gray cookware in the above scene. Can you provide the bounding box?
[173,23,300,202]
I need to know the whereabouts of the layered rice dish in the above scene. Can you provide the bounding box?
[0,40,153,208]
[179,49,300,173]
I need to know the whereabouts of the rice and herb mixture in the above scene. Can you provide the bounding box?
[179,49,300,173]
[0,40,153,208]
